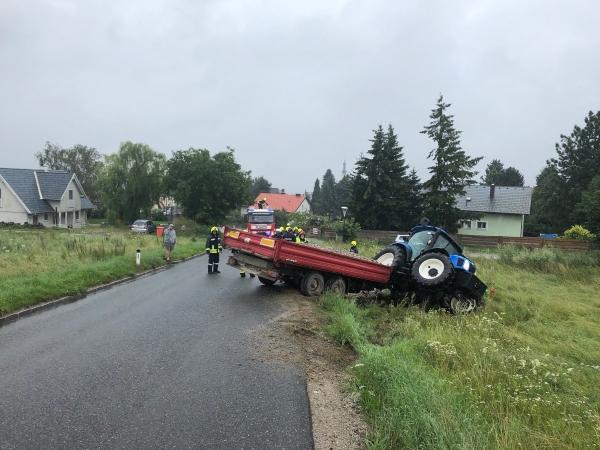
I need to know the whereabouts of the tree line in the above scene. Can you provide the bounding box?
[36,95,598,236]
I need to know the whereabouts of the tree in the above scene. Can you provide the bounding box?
[525,166,569,234]
[404,168,423,229]
[480,159,504,185]
[320,169,338,219]
[575,174,600,235]
[499,166,525,187]
[95,141,166,224]
[336,174,354,210]
[311,178,322,214]
[163,147,252,225]
[35,142,102,207]
[250,176,271,200]
[549,110,600,223]
[351,124,412,230]
[420,95,483,232]
[481,159,525,186]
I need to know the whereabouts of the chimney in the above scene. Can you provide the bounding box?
[295,193,300,197]
[281,189,285,194]
[490,184,495,200]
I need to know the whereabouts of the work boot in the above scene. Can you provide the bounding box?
[214,270,221,274]
[240,272,245,277]
[249,274,256,278]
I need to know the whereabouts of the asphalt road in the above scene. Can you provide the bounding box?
[0,255,313,449]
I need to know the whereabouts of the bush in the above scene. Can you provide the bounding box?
[563,225,594,240]
[330,218,361,241]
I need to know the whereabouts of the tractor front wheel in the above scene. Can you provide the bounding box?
[412,253,453,287]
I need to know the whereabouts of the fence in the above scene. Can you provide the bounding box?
[315,227,593,252]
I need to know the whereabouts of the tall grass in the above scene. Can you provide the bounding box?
[316,242,600,449]
[0,227,205,315]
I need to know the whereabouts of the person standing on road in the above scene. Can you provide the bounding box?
[164,224,177,263]
[206,226,223,274]
[282,227,296,242]
[350,240,358,254]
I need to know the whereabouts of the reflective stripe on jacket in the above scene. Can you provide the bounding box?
[206,234,222,253]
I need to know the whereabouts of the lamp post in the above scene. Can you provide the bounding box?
[341,206,348,241]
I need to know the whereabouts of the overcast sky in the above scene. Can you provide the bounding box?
[1,0,599,194]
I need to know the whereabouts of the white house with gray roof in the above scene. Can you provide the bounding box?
[0,168,94,228]
[456,185,533,237]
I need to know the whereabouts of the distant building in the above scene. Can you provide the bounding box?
[0,168,94,228]
[342,160,347,178]
[456,185,532,237]
[250,192,310,213]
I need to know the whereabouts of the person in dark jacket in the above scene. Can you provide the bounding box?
[282,227,296,242]
[350,240,358,254]
[206,227,223,274]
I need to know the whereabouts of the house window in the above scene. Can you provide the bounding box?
[75,211,80,221]
[461,220,472,229]
[69,190,73,200]
[33,214,38,224]
[477,221,487,230]
[44,214,48,221]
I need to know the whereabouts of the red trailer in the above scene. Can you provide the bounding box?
[222,227,393,296]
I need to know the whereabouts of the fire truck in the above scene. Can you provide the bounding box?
[245,207,276,236]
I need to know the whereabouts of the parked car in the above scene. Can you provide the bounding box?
[131,220,157,234]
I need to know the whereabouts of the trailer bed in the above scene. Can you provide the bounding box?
[222,228,392,284]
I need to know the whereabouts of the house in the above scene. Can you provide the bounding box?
[0,168,94,228]
[456,185,533,237]
[252,192,310,213]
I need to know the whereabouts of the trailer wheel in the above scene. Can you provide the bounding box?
[300,272,325,296]
[372,245,406,271]
[258,276,277,286]
[412,253,453,287]
[325,277,347,295]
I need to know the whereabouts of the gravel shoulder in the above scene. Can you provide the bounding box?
[247,288,369,450]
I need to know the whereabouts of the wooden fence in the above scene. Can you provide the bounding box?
[315,227,593,252]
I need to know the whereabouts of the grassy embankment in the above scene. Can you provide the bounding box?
[0,218,208,316]
[316,239,600,449]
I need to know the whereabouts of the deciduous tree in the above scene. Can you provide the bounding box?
[95,141,166,224]
[35,142,101,207]
[250,176,272,200]
[163,147,252,225]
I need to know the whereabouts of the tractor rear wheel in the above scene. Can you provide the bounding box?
[412,253,453,287]
[372,245,406,271]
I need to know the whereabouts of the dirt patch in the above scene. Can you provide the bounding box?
[247,288,369,450]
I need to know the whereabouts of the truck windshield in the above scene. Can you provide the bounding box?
[407,230,435,260]
[248,213,274,224]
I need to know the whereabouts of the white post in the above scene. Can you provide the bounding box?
[136,249,141,265]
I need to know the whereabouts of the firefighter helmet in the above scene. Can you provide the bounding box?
[211,226,218,232]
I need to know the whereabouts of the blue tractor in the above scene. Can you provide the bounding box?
[373,218,487,313]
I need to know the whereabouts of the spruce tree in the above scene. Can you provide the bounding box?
[311,178,322,214]
[421,95,483,232]
[351,124,411,230]
[320,169,338,219]
[404,168,423,229]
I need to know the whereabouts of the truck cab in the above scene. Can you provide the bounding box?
[246,208,276,236]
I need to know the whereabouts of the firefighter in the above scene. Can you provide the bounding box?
[282,227,296,242]
[299,228,306,243]
[350,240,358,254]
[272,226,284,239]
[206,226,223,274]
[240,230,255,278]
[257,198,268,209]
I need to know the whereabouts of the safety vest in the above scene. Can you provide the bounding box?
[206,235,222,253]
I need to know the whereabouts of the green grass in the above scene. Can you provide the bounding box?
[0,225,205,315]
[314,241,600,449]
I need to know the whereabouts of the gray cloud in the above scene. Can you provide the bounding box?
[1,0,599,194]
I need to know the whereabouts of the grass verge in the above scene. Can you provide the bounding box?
[0,226,205,315]
[316,242,600,449]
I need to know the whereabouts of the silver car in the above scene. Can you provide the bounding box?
[130,220,157,234]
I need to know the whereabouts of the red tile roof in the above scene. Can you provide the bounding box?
[253,193,306,212]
